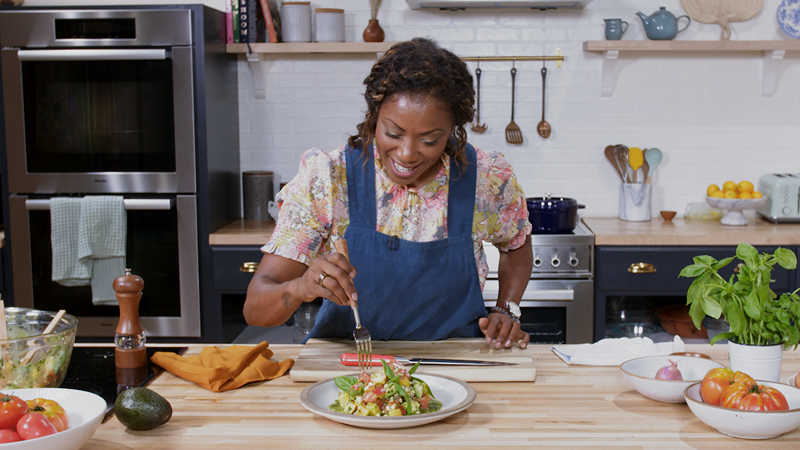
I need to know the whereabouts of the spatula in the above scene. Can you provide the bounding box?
[628,147,643,183]
[644,147,663,184]
[504,68,523,144]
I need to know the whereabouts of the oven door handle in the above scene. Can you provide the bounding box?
[17,49,167,61]
[482,283,575,302]
[26,199,173,211]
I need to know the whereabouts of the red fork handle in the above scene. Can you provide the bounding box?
[340,353,394,367]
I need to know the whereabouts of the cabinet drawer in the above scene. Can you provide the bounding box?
[597,246,793,293]
[212,246,264,291]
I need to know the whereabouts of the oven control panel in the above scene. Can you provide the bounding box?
[483,242,593,278]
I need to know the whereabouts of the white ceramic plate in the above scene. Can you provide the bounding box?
[778,0,800,39]
[790,373,797,387]
[299,373,476,429]
[0,388,106,449]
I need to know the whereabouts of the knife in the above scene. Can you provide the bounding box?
[340,353,517,366]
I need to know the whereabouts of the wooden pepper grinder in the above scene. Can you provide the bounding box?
[114,269,147,373]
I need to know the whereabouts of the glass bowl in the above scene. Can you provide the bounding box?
[1,308,78,389]
[705,195,768,226]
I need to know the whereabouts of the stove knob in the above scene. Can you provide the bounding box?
[533,254,543,268]
[550,254,561,268]
[569,252,579,268]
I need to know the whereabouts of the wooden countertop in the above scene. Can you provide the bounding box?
[84,343,800,449]
[584,217,800,246]
[209,219,275,246]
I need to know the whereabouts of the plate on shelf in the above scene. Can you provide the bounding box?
[299,372,476,429]
[778,0,800,39]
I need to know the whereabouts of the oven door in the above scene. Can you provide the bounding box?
[8,194,201,337]
[1,46,195,194]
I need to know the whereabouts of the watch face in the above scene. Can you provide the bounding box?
[507,302,521,318]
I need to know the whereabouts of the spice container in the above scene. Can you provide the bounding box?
[281,1,312,42]
[315,8,344,42]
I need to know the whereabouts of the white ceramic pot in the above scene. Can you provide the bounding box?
[728,340,783,382]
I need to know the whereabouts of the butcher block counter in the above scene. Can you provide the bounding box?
[584,217,800,246]
[83,343,800,449]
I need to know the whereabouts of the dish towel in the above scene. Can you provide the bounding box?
[552,335,685,366]
[78,196,127,305]
[150,341,295,392]
[51,198,91,286]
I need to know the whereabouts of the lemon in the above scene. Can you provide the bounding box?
[752,191,763,199]
[706,184,721,196]
[738,191,753,199]
[722,181,738,192]
[709,190,724,198]
[738,180,754,193]
[723,190,738,199]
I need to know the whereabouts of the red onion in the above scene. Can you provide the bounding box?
[655,359,683,380]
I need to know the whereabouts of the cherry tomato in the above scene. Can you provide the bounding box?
[0,393,28,430]
[26,398,69,432]
[16,413,57,440]
[699,368,755,405]
[0,429,21,443]
[720,382,790,411]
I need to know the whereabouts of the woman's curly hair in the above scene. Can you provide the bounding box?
[347,37,475,165]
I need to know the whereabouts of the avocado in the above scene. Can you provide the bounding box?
[114,387,173,431]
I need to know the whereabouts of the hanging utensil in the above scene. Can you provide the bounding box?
[628,147,643,183]
[644,147,663,184]
[505,67,523,144]
[614,144,631,183]
[537,66,551,139]
[604,145,625,182]
[470,66,487,134]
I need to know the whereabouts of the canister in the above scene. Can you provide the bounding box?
[242,171,274,221]
[315,8,345,42]
[281,1,312,43]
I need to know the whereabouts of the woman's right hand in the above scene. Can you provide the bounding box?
[301,251,358,307]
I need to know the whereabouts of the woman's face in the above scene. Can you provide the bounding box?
[375,93,454,189]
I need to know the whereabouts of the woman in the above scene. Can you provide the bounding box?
[244,38,533,349]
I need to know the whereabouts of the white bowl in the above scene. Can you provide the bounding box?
[620,355,725,403]
[705,195,768,226]
[685,381,800,439]
[1,388,106,450]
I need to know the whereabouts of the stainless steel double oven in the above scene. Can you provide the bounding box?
[0,8,227,338]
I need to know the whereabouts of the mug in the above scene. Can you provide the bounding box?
[604,18,628,40]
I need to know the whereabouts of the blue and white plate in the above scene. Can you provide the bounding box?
[778,0,800,39]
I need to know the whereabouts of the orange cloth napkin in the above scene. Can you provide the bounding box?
[151,341,294,392]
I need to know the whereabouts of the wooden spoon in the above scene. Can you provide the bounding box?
[628,147,643,183]
[614,144,631,183]
[537,67,551,139]
[644,147,663,183]
[470,67,487,134]
[21,309,66,365]
[504,68,523,144]
[604,145,624,182]
[641,149,650,184]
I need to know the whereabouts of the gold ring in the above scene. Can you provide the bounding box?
[317,272,329,287]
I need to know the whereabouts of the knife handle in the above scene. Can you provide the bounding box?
[340,353,396,367]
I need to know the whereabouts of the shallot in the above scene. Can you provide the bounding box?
[655,359,683,380]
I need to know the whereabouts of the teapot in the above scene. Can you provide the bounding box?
[636,7,690,40]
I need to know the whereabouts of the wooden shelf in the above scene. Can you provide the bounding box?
[582,40,800,97]
[226,42,396,54]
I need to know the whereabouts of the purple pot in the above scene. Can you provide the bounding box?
[526,195,585,234]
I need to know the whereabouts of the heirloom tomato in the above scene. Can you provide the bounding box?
[0,429,21,443]
[0,393,28,430]
[26,398,69,432]
[700,368,755,405]
[16,413,57,440]
[720,382,790,411]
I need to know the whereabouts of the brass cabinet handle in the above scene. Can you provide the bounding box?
[628,262,656,274]
[240,262,260,273]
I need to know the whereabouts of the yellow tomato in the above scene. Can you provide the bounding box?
[723,190,738,199]
[707,184,721,196]
[752,191,763,198]
[738,180,754,193]
[709,190,725,198]
[738,191,753,199]
[722,181,738,192]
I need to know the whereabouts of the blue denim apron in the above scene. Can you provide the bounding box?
[304,143,487,342]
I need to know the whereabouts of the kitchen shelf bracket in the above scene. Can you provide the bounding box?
[762,49,785,97]
[246,51,266,99]
[600,50,619,97]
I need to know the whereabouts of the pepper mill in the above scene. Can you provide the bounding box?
[114,269,147,371]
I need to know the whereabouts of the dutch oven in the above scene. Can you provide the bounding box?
[526,194,585,234]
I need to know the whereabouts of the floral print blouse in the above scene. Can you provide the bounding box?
[262,144,531,287]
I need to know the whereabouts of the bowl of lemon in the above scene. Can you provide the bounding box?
[705,181,767,226]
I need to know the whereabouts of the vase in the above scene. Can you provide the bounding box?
[363,19,385,43]
[728,340,783,382]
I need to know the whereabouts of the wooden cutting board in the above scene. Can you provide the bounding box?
[290,338,536,382]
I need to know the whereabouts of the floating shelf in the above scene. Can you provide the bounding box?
[583,40,800,97]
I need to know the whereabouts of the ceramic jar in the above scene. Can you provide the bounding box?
[315,8,344,42]
[281,1,312,43]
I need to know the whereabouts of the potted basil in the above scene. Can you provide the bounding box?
[679,243,800,382]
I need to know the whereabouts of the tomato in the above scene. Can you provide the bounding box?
[720,382,790,411]
[0,429,21,443]
[26,398,68,432]
[16,413,57,440]
[0,393,28,430]
[699,368,755,405]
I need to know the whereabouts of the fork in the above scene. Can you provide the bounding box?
[332,239,372,372]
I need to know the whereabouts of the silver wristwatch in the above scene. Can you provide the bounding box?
[492,301,521,322]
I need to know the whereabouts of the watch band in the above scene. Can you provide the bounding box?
[491,302,521,322]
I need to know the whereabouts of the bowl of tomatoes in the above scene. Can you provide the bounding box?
[685,368,800,439]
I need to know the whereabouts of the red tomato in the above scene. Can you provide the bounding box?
[0,393,28,430]
[0,429,21,443]
[700,368,755,405]
[26,398,69,432]
[16,413,57,440]
[720,382,790,411]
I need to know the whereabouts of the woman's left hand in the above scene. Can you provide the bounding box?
[479,313,529,349]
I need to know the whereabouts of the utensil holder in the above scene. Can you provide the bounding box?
[619,183,651,221]
[243,171,274,221]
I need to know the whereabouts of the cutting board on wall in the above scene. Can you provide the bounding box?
[290,338,536,382]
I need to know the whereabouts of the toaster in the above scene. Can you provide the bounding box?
[757,173,800,222]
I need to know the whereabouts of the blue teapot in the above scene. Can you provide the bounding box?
[636,7,690,40]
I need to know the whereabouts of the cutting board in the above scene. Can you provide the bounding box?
[290,338,536,382]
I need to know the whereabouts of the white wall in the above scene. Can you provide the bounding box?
[238,0,800,217]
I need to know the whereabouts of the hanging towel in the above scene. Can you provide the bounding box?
[77,196,127,305]
[51,198,91,287]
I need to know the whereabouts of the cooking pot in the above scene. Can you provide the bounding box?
[526,194,585,234]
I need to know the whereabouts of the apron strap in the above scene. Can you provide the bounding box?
[447,143,477,238]
[344,144,376,229]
